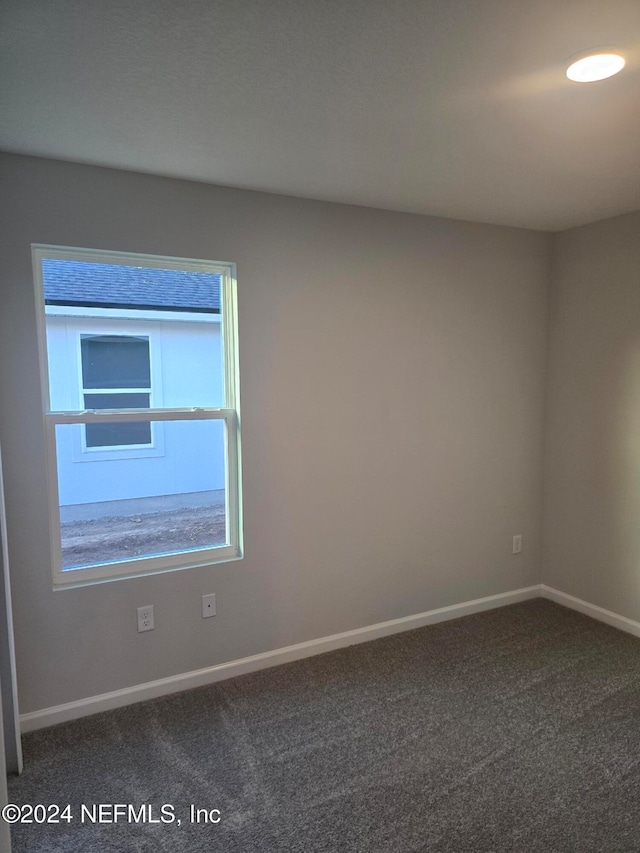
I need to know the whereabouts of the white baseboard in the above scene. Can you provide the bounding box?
[20,584,541,733]
[540,584,640,638]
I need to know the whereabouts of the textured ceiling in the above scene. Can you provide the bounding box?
[1,0,639,231]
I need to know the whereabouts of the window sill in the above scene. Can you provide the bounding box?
[52,545,243,590]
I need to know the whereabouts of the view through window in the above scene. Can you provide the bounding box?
[34,247,242,586]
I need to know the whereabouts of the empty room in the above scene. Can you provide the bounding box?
[0,1,639,851]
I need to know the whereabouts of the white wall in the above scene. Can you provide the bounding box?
[46,312,225,504]
[0,153,551,715]
[543,212,640,621]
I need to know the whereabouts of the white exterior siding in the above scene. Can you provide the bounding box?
[46,310,225,506]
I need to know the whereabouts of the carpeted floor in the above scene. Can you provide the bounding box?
[8,598,640,852]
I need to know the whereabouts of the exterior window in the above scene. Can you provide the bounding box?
[34,245,242,587]
[81,334,152,448]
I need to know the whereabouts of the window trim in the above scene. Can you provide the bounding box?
[33,244,243,589]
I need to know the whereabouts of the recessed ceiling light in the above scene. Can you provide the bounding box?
[566,52,625,82]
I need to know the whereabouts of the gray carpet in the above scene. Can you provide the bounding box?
[8,599,640,852]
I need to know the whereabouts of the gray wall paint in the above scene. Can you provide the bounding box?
[543,212,640,619]
[0,154,551,714]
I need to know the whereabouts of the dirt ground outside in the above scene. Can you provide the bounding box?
[60,504,226,569]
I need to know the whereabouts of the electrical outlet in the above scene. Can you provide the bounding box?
[512,534,522,555]
[137,605,154,632]
[202,593,216,618]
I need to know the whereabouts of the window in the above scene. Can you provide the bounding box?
[81,334,152,448]
[34,245,242,587]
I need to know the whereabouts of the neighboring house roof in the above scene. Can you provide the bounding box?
[43,259,221,314]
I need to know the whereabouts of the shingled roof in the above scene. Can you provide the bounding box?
[43,259,221,314]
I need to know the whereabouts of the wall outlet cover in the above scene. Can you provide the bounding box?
[137,605,154,632]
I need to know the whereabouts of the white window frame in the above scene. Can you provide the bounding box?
[33,244,243,589]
